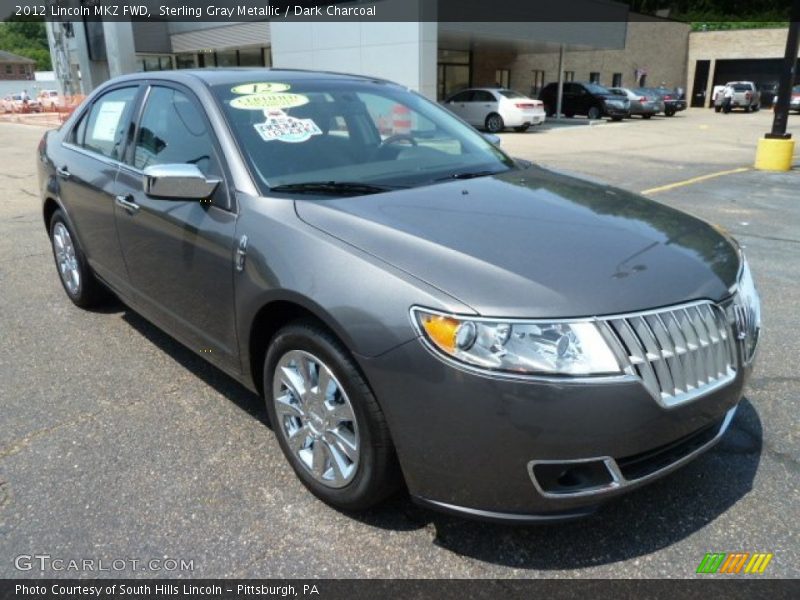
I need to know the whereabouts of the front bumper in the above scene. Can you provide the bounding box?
[359,337,748,520]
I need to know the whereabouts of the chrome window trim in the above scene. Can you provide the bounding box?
[527,404,737,499]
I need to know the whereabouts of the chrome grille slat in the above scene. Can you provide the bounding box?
[602,301,737,408]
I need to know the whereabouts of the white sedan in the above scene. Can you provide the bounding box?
[443,87,546,133]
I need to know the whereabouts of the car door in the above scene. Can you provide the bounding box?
[56,84,141,290]
[445,90,474,121]
[113,83,240,373]
[468,90,498,126]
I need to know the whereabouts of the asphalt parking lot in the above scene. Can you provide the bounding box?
[1,108,798,578]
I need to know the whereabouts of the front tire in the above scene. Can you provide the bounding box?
[587,106,601,120]
[264,320,400,511]
[485,113,504,133]
[48,209,107,308]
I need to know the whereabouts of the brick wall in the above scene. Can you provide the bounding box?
[509,20,690,96]
[687,28,793,107]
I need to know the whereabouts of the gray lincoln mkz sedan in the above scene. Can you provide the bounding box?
[38,70,761,523]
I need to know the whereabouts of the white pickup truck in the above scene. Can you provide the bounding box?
[714,81,761,113]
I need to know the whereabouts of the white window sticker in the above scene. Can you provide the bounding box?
[231,82,291,94]
[91,101,126,142]
[231,92,309,110]
[254,109,322,143]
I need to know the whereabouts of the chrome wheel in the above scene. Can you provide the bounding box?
[486,114,503,133]
[272,350,360,488]
[52,222,80,296]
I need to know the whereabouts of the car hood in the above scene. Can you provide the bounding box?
[294,166,740,318]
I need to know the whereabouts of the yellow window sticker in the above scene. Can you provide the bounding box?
[231,82,291,94]
[254,109,322,143]
[230,92,309,110]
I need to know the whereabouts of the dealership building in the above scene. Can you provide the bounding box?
[46,0,708,102]
[44,0,800,107]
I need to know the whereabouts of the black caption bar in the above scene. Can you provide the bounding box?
[1,0,794,23]
[1,0,630,23]
[1,579,799,600]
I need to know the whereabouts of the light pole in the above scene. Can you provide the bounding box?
[755,0,800,170]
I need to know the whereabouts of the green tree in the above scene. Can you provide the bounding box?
[0,20,51,71]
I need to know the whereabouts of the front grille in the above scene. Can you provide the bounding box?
[604,302,736,407]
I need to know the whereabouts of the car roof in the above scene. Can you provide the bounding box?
[106,68,399,88]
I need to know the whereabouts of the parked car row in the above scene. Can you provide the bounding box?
[1,93,42,113]
[441,82,688,132]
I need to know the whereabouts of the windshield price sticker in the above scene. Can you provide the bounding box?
[231,92,309,110]
[254,109,322,143]
[231,82,291,94]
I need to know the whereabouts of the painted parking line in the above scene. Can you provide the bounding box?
[640,167,750,195]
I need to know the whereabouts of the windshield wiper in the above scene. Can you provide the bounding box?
[269,181,402,196]
[435,170,500,182]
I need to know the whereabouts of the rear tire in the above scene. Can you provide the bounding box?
[264,320,401,511]
[48,209,108,309]
[485,113,504,133]
[665,107,676,117]
[587,106,601,120]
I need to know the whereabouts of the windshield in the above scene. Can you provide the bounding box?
[213,79,516,193]
[584,83,611,95]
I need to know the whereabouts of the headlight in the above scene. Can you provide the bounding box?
[412,308,621,376]
[734,255,761,362]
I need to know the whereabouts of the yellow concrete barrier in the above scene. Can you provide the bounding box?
[754,137,795,171]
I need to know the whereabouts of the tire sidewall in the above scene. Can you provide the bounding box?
[264,324,386,510]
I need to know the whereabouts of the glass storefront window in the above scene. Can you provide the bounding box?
[176,53,198,69]
[238,47,264,67]
[215,49,238,67]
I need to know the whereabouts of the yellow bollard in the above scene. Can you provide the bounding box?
[754,137,796,171]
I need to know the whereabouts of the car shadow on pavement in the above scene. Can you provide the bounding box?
[355,399,763,568]
[119,307,270,428]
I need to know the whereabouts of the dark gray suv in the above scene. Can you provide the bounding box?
[38,70,761,523]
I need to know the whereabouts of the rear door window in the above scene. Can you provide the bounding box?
[78,87,138,160]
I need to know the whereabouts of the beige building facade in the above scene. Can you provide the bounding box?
[687,28,798,108]
[505,19,691,96]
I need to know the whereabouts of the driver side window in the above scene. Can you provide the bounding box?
[132,86,227,208]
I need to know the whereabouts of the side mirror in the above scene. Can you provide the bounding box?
[142,164,220,200]
[483,133,501,147]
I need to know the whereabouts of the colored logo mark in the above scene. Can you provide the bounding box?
[697,552,773,574]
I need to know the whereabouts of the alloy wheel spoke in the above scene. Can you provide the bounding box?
[312,439,328,477]
[280,365,306,401]
[327,428,358,463]
[317,367,333,400]
[324,439,349,483]
[325,400,353,425]
[287,425,309,453]
[275,392,304,418]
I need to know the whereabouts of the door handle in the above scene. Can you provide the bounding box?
[56,166,70,179]
[115,194,140,215]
